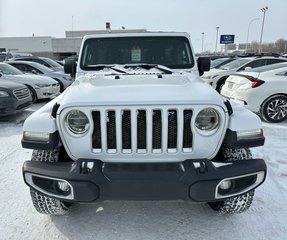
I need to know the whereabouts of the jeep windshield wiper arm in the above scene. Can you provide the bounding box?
[123,64,173,74]
[86,64,127,74]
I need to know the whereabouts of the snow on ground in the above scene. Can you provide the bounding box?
[0,101,287,240]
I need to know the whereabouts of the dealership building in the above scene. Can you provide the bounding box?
[0,28,147,60]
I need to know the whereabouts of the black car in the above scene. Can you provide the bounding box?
[0,77,32,117]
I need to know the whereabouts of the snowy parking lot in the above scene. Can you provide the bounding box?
[0,101,287,240]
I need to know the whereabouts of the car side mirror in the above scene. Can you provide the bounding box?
[197,57,210,76]
[64,59,77,78]
[31,70,38,74]
[244,66,252,71]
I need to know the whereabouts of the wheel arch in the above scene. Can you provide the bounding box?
[227,101,263,132]
[260,93,287,109]
[216,76,229,91]
[23,95,63,134]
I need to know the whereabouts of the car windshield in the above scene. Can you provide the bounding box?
[0,63,23,75]
[80,36,194,70]
[210,58,229,68]
[246,62,287,73]
[42,58,62,68]
[219,58,251,70]
[30,62,54,73]
[0,54,6,62]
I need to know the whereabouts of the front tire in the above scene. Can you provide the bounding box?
[28,86,38,103]
[261,95,287,123]
[29,149,71,215]
[208,148,255,214]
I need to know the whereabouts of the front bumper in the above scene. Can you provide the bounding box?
[23,158,266,203]
[35,85,60,99]
[0,96,32,117]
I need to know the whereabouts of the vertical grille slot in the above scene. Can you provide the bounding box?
[106,111,116,152]
[183,110,193,151]
[92,111,102,151]
[168,110,177,151]
[152,110,162,151]
[122,110,131,151]
[137,110,147,151]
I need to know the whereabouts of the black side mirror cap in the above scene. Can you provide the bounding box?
[197,57,211,76]
[64,59,77,78]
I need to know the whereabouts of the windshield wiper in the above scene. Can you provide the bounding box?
[123,64,173,74]
[86,64,127,74]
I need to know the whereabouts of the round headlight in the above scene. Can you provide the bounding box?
[65,110,90,134]
[195,108,220,131]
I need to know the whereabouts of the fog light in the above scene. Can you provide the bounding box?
[219,180,232,190]
[57,181,70,192]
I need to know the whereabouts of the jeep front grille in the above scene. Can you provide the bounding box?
[92,108,193,154]
[13,87,30,100]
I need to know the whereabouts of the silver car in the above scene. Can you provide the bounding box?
[8,61,72,92]
[0,63,60,102]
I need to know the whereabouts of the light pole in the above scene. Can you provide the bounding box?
[246,18,260,53]
[201,32,205,53]
[259,6,268,53]
[215,27,219,53]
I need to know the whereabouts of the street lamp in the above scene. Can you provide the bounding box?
[215,27,220,53]
[201,32,205,53]
[246,18,260,53]
[259,6,268,53]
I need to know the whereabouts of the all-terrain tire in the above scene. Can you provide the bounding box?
[30,149,71,215]
[208,148,255,214]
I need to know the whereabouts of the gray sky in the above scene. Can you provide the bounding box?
[0,0,286,52]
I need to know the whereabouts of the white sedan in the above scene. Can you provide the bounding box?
[221,62,287,123]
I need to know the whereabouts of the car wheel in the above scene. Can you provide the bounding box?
[29,149,72,215]
[208,148,255,214]
[261,95,287,123]
[216,79,226,93]
[28,86,38,103]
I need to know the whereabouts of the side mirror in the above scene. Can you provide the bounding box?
[31,70,38,74]
[64,59,77,78]
[197,57,210,76]
[244,66,252,71]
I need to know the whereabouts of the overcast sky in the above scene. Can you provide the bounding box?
[0,0,286,52]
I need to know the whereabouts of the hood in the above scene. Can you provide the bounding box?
[202,68,226,78]
[52,66,64,72]
[0,79,27,90]
[59,72,226,109]
[3,74,57,85]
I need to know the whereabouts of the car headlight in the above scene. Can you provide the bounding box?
[35,83,50,88]
[0,91,9,97]
[195,108,220,133]
[65,110,90,134]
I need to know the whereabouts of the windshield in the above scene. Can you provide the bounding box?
[220,58,251,70]
[31,62,54,73]
[0,54,6,62]
[210,58,229,68]
[0,63,23,75]
[80,36,194,70]
[246,62,287,73]
[42,58,62,68]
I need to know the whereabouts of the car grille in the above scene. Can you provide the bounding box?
[92,108,193,154]
[13,87,30,100]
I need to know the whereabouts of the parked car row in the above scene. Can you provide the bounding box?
[0,55,73,118]
[202,55,287,92]
[218,61,287,123]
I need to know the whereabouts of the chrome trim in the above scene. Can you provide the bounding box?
[24,172,74,200]
[215,171,265,199]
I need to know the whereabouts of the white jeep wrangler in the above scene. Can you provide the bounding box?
[22,32,266,215]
